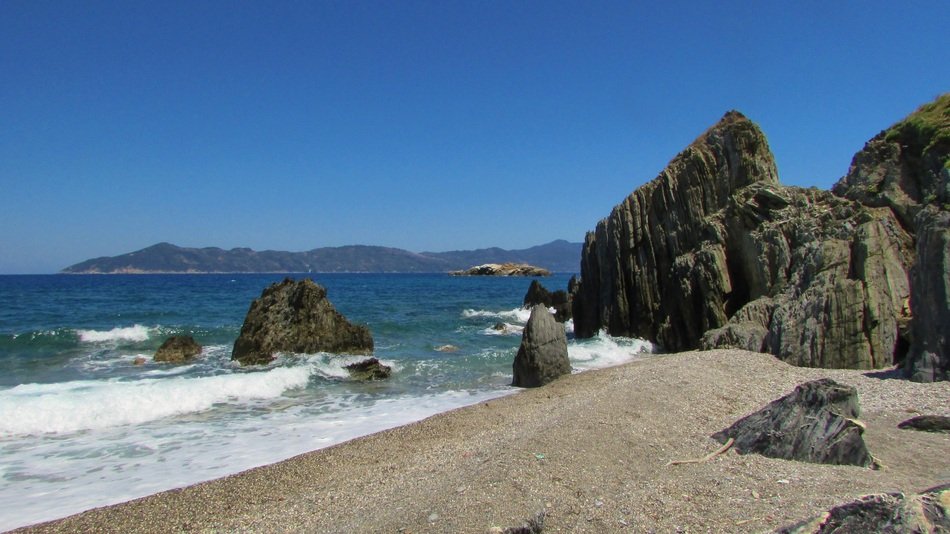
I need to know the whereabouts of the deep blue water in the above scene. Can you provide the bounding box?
[0,273,651,530]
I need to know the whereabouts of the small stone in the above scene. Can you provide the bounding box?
[751,490,761,499]
[427,512,439,523]
[778,479,790,484]
[594,499,604,507]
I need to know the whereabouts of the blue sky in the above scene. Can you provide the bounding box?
[1,1,947,273]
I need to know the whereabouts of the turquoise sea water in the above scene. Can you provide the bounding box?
[0,274,652,530]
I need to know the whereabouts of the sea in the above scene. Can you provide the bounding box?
[0,273,653,531]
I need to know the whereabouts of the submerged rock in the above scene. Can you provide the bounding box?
[512,305,570,388]
[712,378,875,467]
[450,263,551,277]
[777,483,950,533]
[344,358,391,381]
[231,278,373,366]
[154,336,202,363]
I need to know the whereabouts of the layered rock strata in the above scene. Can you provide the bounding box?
[231,278,373,366]
[571,99,950,371]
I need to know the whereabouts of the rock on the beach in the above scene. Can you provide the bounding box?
[905,207,950,382]
[512,305,570,388]
[154,336,202,363]
[231,278,373,366]
[344,358,391,381]
[450,263,551,277]
[712,378,875,467]
[897,415,950,433]
[523,280,571,322]
[777,483,950,533]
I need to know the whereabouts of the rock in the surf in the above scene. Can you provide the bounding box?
[344,357,392,381]
[522,280,571,322]
[231,278,373,366]
[153,335,202,363]
[512,305,571,387]
[712,378,874,467]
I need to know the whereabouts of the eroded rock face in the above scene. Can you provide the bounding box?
[712,379,874,467]
[512,305,570,388]
[154,336,202,363]
[777,483,950,533]
[832,94,950,381]
[572,111,913,369]
[231,278,373,366]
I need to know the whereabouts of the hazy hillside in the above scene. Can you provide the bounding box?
[62,240,582,274]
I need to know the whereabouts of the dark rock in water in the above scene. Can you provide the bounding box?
[450,263,551,277]
[522,280,571,322]
[777,483,950,533]
[572,107,919,370]
[712,379,875,467]
[231,278,373,366]
[344,358,391,381]
[512,305,570,388]
[898,415,950,433]
[154,336,202,363]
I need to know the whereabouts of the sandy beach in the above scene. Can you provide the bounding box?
[16,349,950,533]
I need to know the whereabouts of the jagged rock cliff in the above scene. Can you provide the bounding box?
[570,104,943,371]
[834,94,950,380]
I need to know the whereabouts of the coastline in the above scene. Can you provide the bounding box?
[15,349,950,533]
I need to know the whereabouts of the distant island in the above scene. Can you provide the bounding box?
[61,240,581,274]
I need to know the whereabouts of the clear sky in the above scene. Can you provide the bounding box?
[1,1,947,273]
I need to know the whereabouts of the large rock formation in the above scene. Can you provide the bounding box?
[778,483,950,533]
[512,305,571,387]
[571,96,950,372]
[154,336,202,363]
[712,379,874,467]
[833,94,950,380]
[231,278,373,366]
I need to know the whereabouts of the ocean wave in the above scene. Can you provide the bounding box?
[568,331,655,371]
[461,307,534,323]
[76,325,154,343]
[0,365,312,436]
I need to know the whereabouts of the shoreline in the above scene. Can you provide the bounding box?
[15,349,950,533]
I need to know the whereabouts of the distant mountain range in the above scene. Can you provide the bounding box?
[61,240,582,274]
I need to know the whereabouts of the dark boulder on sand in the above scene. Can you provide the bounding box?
[512,305,570,388]
[778,483,950,533]
[712,378,875,467]
[231,278,373,366]
[154,336,202,363]
[897,414,950,433]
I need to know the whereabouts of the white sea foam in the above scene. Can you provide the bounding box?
[0,387,513,532]
[462,307,534,323]
[0,366,312,436]
[568,331,655,371]
[76,324,153,343]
